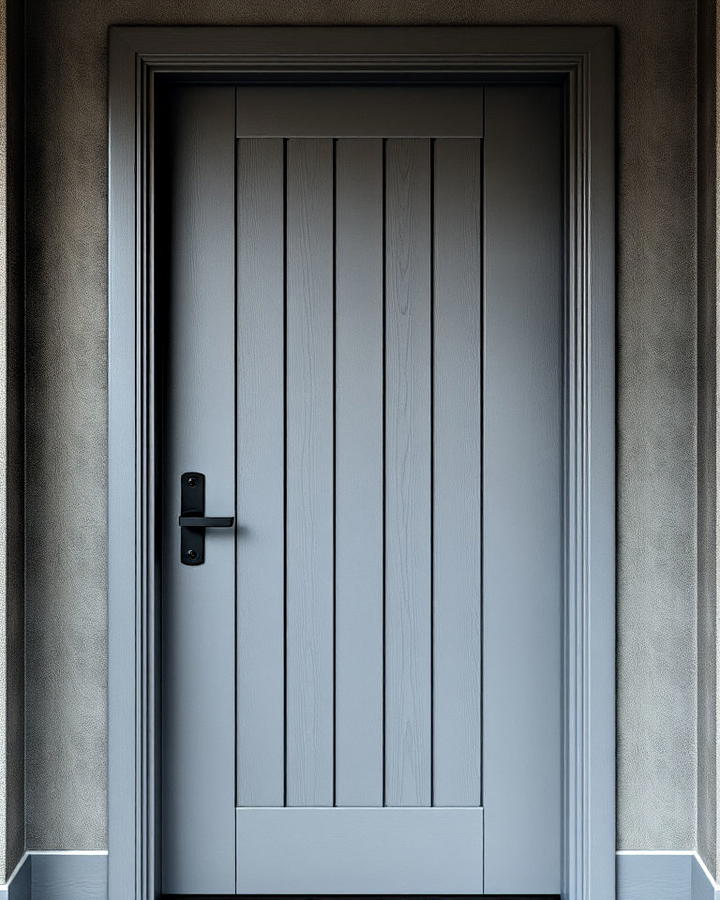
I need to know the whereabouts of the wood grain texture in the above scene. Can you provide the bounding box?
[482,85,563,894]
[285,138,335,807]
[236,138,285,807]
[334,139,384,807]
[432,138,483,807]
[384,139,432,807]
[160,86,236,894]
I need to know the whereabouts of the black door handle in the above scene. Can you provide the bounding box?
[178,516,234,528]
[179,472,234,565]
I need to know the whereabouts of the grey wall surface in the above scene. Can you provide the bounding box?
[23,0,698,855]
[0,0,24,881]
[697,0,718,877]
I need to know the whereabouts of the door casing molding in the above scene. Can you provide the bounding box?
[108,25,615,900]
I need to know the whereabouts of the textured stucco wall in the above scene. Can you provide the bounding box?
[0,0,24,882]
[24,0,698,852]
[697,0,719,878]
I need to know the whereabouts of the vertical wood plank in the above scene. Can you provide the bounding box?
[286,138,335,807]
[161,86,236,894]
[384,139,432,807]
[236,138,285,807]
[334,139,384,806]
[483,86,563,893]
[432,139,483,807]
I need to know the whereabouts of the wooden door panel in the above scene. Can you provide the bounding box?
[384,138,434,808]
[334,138,385,808]
[235,808,484,893]
[285,137,336,807]
[483,86,563,894]
[236,137,286,808]
[161,86,237,895]
[234,135,486,816]
[162,82,564,896]
[432,138,483,808]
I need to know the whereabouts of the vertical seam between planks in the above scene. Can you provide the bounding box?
[479,126,486,812]
[332,138,338,809]
[429,138,436,809]
[283,137,288,809]
[233,127,239,822]
[381,137,387,809]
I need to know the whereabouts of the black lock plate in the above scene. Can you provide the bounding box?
[180,472,206,565]
[179,472,235,565]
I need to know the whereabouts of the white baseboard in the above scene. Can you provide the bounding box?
[0,851,107,899]
[618,851,720,900]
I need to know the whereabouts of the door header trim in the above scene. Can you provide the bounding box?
[108,25,615,900]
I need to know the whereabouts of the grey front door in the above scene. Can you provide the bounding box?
[160,82,563,897]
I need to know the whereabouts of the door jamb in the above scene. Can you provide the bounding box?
[108,25,615,900]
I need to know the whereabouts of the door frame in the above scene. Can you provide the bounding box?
[108,25,615,900]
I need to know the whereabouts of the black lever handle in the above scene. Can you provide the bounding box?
[179,472,234,565]
[178,516,234,528]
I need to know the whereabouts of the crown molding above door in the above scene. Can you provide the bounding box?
[108,25,616,900]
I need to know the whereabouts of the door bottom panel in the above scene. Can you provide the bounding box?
[235,807,484,894]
